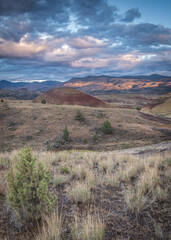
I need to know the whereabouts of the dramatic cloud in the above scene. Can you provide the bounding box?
[0,0,170,81]
[121,8,141,22]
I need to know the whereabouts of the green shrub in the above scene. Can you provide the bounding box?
[101,120,113,134]
[6,147,56,221]
[60,166,70,174]
[1,99,4,102]
[41,99,46,104]
[74,110,85,122]
[136,106,141,111]
[62,126,69,142]
[92,134,98,142]
[83,138,88,144]
[9,121,16,127]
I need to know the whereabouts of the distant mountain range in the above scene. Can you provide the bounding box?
[61,74,171,95]
[0,80,60,92]
[0,74,171,99]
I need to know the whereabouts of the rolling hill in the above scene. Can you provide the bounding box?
[1,74,171,97]
[60,74,171,94]
[34,87,107,107]
[142,93,171,119]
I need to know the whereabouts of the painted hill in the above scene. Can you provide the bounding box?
[34,87,107,107]
[61,74,171,95]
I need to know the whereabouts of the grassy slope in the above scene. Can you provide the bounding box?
[151,97,171,118]
[0,98,171,152]
[141,93,171,119]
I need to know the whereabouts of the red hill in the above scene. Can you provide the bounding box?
[34,87,107,107]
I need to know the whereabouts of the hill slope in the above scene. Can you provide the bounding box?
[34,87,107,107]
[1,74,171,95]
[61,74,171,94]
[142,93,171,119]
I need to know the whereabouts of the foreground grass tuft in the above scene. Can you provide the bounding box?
[66,182,91,203]
[71,213,105,240]
[36,211,62,240]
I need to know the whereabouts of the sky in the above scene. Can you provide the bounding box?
[0,0,171,82]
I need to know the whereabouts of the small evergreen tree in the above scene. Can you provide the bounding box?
[7,147,56,221]
[136,106,141,111]
[74,110,85,122]
[41,99,46,104]
[92,134,98,142]
[83,138,88,144]
[101,120,113,134]
[62,126,69,142]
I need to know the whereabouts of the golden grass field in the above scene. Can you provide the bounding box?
[0,149,170,239]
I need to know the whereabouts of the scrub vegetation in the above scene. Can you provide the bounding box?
[0,148,170,239]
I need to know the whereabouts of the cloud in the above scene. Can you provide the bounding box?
[0,0,70,16]
[0,37,46,58]
[69,36,108,49]
[0,0,170,81]
[121,8,141,22]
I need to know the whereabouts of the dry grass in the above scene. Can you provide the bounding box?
[0,148,170,239]
[123,153,170,215]
[71,164,88,180]
[36,211,62,240]
[1,96,169,153]
[71,213,105,240]
[0,151,17,170]
[66,181,91,203]
[104,173,119,187]
[0,174,6,196]
[53,175,68,186]
[124,186,148,215]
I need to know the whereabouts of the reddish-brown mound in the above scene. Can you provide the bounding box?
[34,87,107,107]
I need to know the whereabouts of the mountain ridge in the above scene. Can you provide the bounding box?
[0,74,171,95]
[61,74,171,94]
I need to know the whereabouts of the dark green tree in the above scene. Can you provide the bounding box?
[41,99,46,104]
[74,110,85,122]
[101,120,113,134]
[62,126,69,142]
[92,134,98,142]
